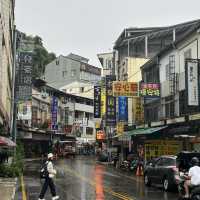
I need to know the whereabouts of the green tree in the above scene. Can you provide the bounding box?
[18,32,56,78]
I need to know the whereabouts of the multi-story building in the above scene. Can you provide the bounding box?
[114,20,200,126]
[17,79,96,156]
[141,19,200,123]
[0,0,15,135]
[45,53,101,89]
[60,81,94,99]
[97,52,113,77]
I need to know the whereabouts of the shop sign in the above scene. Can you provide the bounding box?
[106,75,116,125]
[185,59,199,106]
[101,88,106,117]
[189,113,200,121]
[94,86,101,118]
[16,52,33,101]
[17,101,32,121]
[82,118,88,126]
[96,130,106,140]
[118,96,128,121]
[51,96,58,130]
[134,98,144,124]
[166,116,185,124]
[116,122,124,135]
[113,81,138,97]
[140,83,160,98]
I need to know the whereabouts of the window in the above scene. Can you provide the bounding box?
[162,158,176,166]
[71,69,76,77]
[165,64,170,81]
[155,158,163,166]
[86,127,93,135]
[62,71,67,77]
[165,101,175,118]
[56,60,59,65]
[80,87,84,93]
[184,49,192,60]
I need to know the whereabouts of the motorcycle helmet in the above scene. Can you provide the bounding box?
[191,157,199,166]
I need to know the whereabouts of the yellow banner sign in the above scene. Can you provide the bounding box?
[116,122,124,135]
[113,81,138,96]
[101,88,106,117]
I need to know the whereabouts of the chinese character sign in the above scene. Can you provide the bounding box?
[113,81,138,96]
[134,97,144,124]
[16,52,33,101]
[116,122,124,135]
[101,88,106,117]
[96,130,106,140]
[186,60,199,106]
[94,86,101,118]
[118,96,128,121]
[140,83,160,98]
[106,75,116,125]
[51,96,58,130]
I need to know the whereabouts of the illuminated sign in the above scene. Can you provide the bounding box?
[96,130,106,140]
[106,75,116,125]
[140,83,160,98]
[94,86,101,118]
[118,96,128,121]
[113,82,138,97]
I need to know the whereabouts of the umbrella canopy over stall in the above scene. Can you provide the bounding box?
[0,136,16,147]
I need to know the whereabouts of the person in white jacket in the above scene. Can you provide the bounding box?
[38,153,59,200]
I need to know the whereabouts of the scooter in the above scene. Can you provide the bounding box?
[120,160,130,171]
[175,172,200,200]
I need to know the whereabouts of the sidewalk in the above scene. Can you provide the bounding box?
[0,178,17,200]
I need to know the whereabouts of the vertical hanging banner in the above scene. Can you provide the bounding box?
[51,96,58,130]
[94,86,101,118]
[185,59,199,106]
[118,96,128,121]
[101,87,106,117]
[106,75,116,125]
[16,52,33,101]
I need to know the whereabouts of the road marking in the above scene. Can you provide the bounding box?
[21,175,27,200]
[61,166,135,200]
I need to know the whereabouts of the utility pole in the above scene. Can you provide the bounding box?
[11,27,17,144]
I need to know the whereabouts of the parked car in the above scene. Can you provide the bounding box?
[144,155,178,191]
[144,152,200,191]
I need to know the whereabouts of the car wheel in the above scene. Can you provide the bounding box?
[144,174,151,186]
[163,178,170,191]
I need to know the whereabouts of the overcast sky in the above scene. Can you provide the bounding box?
[16,0,200,66]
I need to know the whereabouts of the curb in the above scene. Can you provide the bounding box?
[12,178,17,200]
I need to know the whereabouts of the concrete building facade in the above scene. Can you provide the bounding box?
[0,0,15,135]
[97,52,113,77]
[141,20,200,122]
[45,53,101,89]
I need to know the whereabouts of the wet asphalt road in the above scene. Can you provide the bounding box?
[21,156,178,200]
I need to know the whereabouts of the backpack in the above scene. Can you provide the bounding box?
[40,161,49,179]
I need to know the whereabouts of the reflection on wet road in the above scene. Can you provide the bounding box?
[23,156,178,200]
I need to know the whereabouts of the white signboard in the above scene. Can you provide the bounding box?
[18,101,32,121]
[187,61,199,106]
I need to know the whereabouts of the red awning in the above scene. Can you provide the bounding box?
[0,136,16,147]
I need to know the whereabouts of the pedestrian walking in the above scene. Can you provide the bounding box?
[38,153,59,200]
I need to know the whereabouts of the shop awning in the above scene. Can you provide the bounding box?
[125,126,168,137]
[0,136,16,147]
[113,126,167,139]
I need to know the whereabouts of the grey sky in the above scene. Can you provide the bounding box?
[16,0,200,66]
